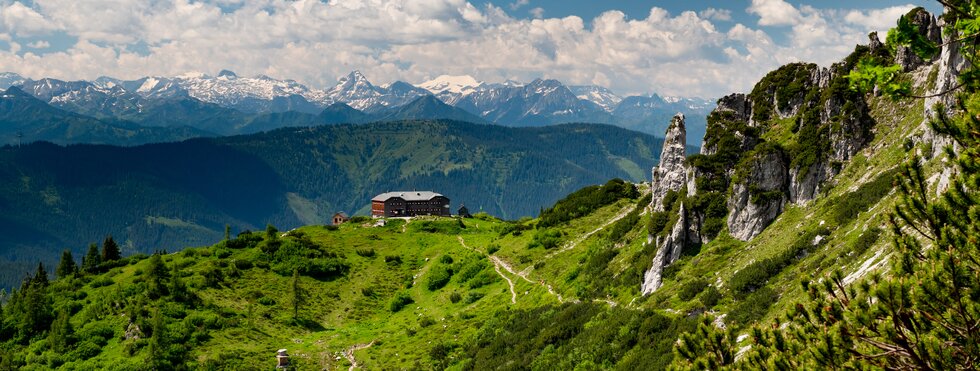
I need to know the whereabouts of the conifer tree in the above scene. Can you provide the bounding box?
[82,243,101,274]
[101,235,121,262]
[30,262,48,288]
[146,307,170,369]
[48,309,74,353]
[55,249,77,279]
[290,269,304,320]
[146,253,170,299]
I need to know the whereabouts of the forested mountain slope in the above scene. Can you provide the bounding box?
[0,120,663,289]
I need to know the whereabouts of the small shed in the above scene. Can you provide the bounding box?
[332,212,350,226]
[276,349,289,369]
[457,204,472,218]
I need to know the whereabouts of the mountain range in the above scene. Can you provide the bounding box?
[0,70,713,143]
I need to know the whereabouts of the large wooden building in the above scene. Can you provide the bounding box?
[371,191,451,217]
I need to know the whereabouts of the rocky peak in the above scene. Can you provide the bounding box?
[649,113,688,212]
[716,94,751,122]
[895,8,942,71]
[217,70,238,78]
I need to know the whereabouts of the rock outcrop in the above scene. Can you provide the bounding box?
[727,145,789,241]
[641,113,690,294]
[923,6,967,193]
[649,114,689,211]
[895,8,942,71]
[642,203,688,294]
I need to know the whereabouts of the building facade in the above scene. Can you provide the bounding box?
[371,191,451,217]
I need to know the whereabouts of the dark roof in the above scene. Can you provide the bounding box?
[334,212,349,218]
[372,191,445,202]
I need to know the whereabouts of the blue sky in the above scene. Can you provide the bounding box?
[0,0,943,97]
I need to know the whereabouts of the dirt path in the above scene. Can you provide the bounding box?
[344,340,375,371]
[547,203,638,259]
[457,236,516,304]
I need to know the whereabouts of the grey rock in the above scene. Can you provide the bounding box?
[727,147,789,241]
[649,113,689,212]
[641,203,688,294]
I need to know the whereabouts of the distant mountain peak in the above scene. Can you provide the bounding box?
[217,70,238,78]
[417,75,482,96]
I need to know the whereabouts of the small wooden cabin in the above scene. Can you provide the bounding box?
[332,212,349,225]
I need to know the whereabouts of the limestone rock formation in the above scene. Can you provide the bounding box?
[649,114,689,212]
[727,145,789,241]
[642,113,690,294]
[642,203,688,295]
[895,8,942,72]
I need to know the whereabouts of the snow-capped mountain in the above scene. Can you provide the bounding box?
[417,75,483,105]
[3,69,715,141]
[454,78,613,126]
[569,85,623,112]
[0,72,25,89]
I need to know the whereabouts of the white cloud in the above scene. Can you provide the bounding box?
[510,0,529,11]
[0,0,924,98]
[27,40,50,49]
[529,7,544,19]
[844,5,917,31]
[747,0,801,26]
[1,2,57,35]
[699,8,732,21]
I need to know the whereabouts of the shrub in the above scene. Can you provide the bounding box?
[384,255,402,264]
[439,255,454,264]
[355,248,376,258]
[486,244,500,255]
[528,229,563,249]
[389,291,414,312]
[728,287,779,325]
[464,292,485,304]
[449,292,462,303]
[427,265,454,291]
[468,270,498,289]
[419,316,436,328]
[699,286,721,308]
[678,279,709,301]
[349,216,371,223]
[851,227,882,257]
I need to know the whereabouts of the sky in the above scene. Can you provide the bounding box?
[0,0,943,98]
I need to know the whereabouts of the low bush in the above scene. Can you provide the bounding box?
[389,291,414,312]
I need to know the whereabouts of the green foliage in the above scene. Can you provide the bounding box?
[829,168,897,225]
[527,229,563,249]
[55,250,77,279]
[414,220,464,234]
[461,303,698,370]
[729,228,829,296]
[100,235,121,262]
[538,178,639,228]
[426,265,454,291]
[82,243,101,275]
[678,279,709,302]
[448,292,462,304]
[485,244,500,255]
[698,286,721,308]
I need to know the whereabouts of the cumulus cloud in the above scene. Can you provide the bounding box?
[747,0,801,26]
[529,7,544,19]
[0,0,920,98]
[844,5,917,30]
[699,8,732,21]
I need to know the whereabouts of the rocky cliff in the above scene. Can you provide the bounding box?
[641,113,690,294]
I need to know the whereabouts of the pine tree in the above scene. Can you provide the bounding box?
[224,224,231,241]
[146,308,170,369]
[30,262,48,288]
[82,243,101,274]
[48,309,74,353]
[101,235,121,262]
[146,253,170,299]
[290,269,304,320]
[55,249,78,279]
